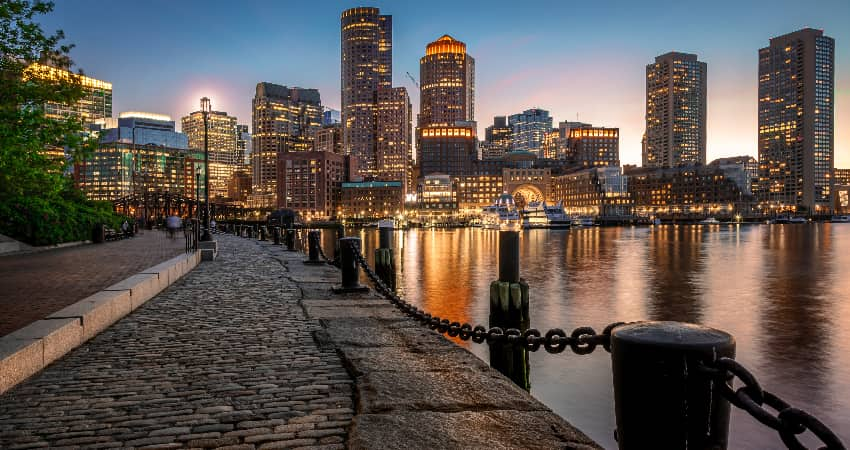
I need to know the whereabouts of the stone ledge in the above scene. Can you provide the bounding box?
[47,290,132,341]
[103,273,162,310]
[0,318,82,395]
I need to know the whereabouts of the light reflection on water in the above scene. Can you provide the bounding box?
[349,224,850,449]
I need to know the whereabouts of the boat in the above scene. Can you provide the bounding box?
[699,217,720,224]
[521,201,571,229]
[788,216,808,224]
[481,193,521,230]
[572,216,596,227]
[831,215,850,223]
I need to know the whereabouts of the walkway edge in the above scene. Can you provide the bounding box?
[0,250,201,395]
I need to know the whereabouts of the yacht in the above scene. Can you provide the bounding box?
[788,216,808,224]
[522,201,571,229]
[831,215,850,223]
[572,216,596,227]
[699,217,720,224]
[481,193,521,229]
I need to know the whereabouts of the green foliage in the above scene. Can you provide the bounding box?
[0,0,116,245]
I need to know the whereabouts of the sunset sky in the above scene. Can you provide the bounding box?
[42,0,850,166]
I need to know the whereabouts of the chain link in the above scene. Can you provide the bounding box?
[700,357,845,450]
[313,234,340,267]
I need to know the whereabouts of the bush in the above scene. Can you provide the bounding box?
[0,193,125,246]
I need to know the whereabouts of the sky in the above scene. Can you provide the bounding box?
[41,0,850,167]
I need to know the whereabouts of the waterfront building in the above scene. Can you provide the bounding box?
[835,168,850,186]
[709,156,758,196]
[77,112,201,202]
[542,128,560,160]
[252,82,322,207]
[337,181,403,220]
[455,174,505,212]
[757,28,835,215]
[503,167,551,210]
[417,123,477,177]
[567,125,620,167]
[322,109,341,126]
[181,108,239,201]
[277,151,350,219]
[482,116,512,159]
[418,174,457,216]
[644,52,707,168]
[313,124,343,155]
[376,87,412,192]
[419,35,475,127]
[626,165,751,219]
[835,185,850,214]
[550,167,632,218]
[341,7,392,179]
[509,109,552,157]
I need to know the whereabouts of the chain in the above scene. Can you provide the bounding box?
[344,239,621,355]
[699,357,845,450]
[314,236,339,267]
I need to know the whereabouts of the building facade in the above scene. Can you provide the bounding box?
[337,181,404,219]
[277,151,349,219]
[835,168,850,186]
[418,174,457,215]
[709,156,758,196]
[252,82,322,207]
[417,124,477,177]
[509,108,552,157]
[644,52,707,168]
[376,87,412,190]
[757,28,835,214]
[483,116,512,159]
[340,7,392,178]
[419,35,475,127]
[567,126,620,167]
[550,167,632,218]
[313,124,343,155]
[181,107,239,201]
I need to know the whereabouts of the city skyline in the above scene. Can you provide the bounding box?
[39,0,850,166]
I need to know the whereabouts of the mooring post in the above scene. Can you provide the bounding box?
[375,219,396,290]
[332,237,369,293]
[285,229,296,251]
[334,224,345,262]
[304,230,324,265]
[273,227,281,245]
[259,226,266,241]
[611,321,735,450]
[488,227,530,390]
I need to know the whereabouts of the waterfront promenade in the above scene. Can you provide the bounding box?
[0,234,598,449]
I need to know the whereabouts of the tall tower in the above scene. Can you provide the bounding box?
[181,107,238,200]
[644,52,707,168]
[376,87,412,191]
[758,28,835,214]
[419,35,475,127]
[340,7,392,179]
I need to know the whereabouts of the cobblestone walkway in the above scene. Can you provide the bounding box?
[0,235,353,449]
[0,231,186,337]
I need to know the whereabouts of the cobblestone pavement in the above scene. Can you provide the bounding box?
[0,231,186,337]
[0,235,353,449]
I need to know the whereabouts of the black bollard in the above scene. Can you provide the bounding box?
[259,226,266,241]
[489,229,530,390]
[611,321,735,450]
[499,229,520,283]
[332,237,369,293]
[273,227,281,245]
[304,231,324,265]
[284,229,296,251]
[375,220,396,290]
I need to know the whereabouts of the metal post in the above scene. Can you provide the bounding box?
[332,237,368,293]
[304,231,323,265]
[201,97,212,242]
[489,228,529,390]
[611,321,735,450]
[499,229,520,283]
[375,220,396,290]
[273,227,281,245]
[259,226,265,241]
[285,229,296,251]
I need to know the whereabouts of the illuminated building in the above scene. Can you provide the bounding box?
[313,124,343,154]
[835,185,850,214]
[509,109,552,157]
[376,87,412,191]
[419,35,475,126]
[626,165,751,219]
[323,109,341,126]
[228,170,252,204]
[483,116,512,159]
[644,52,707,168]
[277,151,350,218]
[24,63,112,161]
[341,7,392,178]
[757,28,834,214]
[181,109,238,201]
[567,126,620,167]
[236,124,250,165]
[418,174,457,214]
[337,181,403,219]
[251,82,322,207]
[551,167,632,218]
[454,174,504,211]
[418,124,477,177]
[77,112,202,202]
[709,156,758,196]
[835,168,850,186]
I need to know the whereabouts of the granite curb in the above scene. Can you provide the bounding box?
[0,250,202,394]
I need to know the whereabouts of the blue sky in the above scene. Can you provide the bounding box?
[43,0,850,166]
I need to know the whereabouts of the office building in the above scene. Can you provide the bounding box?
[418,124,477,177]
[835,168,850,186]
[181,107,239,200]
[323,109,341,126]
[418,174,457,214]
[376,87,412,189]
[419,35,475,126]
[313,124,343,154]
[757,28,835,214]
[252,82,322,207]
[626,165,751,218]
[644,52,707,167]
[568,126,620,167]
[483,116,512,159]
[236,124,250,165]
[277,151,350,218]
[337,181,404,219]
[709,156,758,196]
[341,7,392,178]
[509,108,552,156]
[551,167,632,218]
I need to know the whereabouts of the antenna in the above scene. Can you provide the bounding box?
[406,72,420,89]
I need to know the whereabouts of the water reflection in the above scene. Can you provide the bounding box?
[347,224,850,449]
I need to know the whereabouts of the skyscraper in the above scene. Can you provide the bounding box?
[509,108,552,156]
[482,116,512,159]
[181,107,238,200]
[644,52,707,168]
[236,124,250,166]
[376,87,412,191]
[251,82,322,207]
[340,7,392,178]
[419,35,475,126]
[757,28,835,214]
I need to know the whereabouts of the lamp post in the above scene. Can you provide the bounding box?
[201,97,212,241]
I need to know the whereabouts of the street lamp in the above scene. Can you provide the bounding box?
[201,97,212,241]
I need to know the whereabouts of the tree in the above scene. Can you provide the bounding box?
[0,1,117,245]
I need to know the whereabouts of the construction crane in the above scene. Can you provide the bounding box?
[405,72,419,89]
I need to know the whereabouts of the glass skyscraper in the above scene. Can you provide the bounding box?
[509,109,552,157]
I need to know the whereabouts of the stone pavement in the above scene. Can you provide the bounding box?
[0,235,353,449]
[0,231,186,337]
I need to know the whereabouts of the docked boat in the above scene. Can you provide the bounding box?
[572,216,596,227]
[481,193,521,229]
[831,215,850,223]
[788,216,808,224]
[522,201,571,229]
[699,217,720,224]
